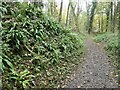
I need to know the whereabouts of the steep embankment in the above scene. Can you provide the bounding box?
[1,3,84,89]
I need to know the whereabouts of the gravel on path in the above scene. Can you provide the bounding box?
[66,38,118,88]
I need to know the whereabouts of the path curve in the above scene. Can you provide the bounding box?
[66,38,118,88]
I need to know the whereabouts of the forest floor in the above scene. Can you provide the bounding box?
[64,38,118,88]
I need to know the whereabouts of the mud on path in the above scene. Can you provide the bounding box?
[65,38,118,88]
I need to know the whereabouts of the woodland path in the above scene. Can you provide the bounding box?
[66,38,118,88]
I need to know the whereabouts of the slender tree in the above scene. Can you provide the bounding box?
[117,1,120,85]
[86,2,91,32]
[98,18,101,32]
[105,4,110,32]
[101,12,104,32]
[88,1,97,34]
[116,1,120,32]
[50,1,53,15]
[59,0,63,22]
[48,0,54,16]
[70,0,82,32]
[66,1,70,26]
[53,0,58,17]
[110,2,113,32]
[112,1,117,32]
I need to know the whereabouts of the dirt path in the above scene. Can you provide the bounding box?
[66,38,118,88]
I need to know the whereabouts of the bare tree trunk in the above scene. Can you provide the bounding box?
[70,2,78,31]
[110,2,113,32]
[66,1,70,26]
[88,1,97,34]
[118,3,120,32]
[101,13,104,32]
[48,0,51,15]
[106,4,110,32]
[59,0,63,22]
[53,0,57,17]
[112,2,117,33]
[50,1,53,15]
[99,18,101,32]
[117,1,120,85]
[70,1,81,32]
[86,2,91,32]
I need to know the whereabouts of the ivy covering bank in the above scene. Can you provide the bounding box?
[1,2,84,89]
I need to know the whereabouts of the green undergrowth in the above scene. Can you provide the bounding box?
[93,32,118,59]
[93,32,119,85]
[1,2,85,89]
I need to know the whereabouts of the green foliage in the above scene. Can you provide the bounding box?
[94,32,119,83]
[1,2,84,88]
[94,32,118,52]
[9,69,35,89]
[2,54,14,71]
[3,69,35,89]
